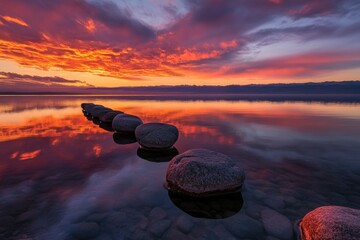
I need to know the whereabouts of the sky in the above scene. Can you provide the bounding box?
[0,0,360,91]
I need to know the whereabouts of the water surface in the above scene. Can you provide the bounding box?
[0,96,360,240]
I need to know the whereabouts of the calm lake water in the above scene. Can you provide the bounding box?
[0,96,360,240]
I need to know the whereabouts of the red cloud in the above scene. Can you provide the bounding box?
[0,0,359,84]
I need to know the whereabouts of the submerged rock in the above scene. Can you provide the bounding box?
[166,149,245,197]
[261,208,293,239]
[70,222,100,239]
[112,114,143,132]
[91,106,112,118]
[299,206,360,240]
[135,123,179,150]
[99,111,123,123]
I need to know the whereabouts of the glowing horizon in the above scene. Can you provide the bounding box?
[0,0,360,90]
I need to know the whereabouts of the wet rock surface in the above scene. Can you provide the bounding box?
[261,208,293,239]
[91,106,113,118]
[166,149,245,196]
[112,114,143,132]
[299,206,360,240]
[99,111,123,123]
[135,123,179,150]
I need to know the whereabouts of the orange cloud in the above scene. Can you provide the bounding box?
[1,15,29,27]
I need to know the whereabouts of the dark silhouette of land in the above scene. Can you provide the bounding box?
[1,81,360,104]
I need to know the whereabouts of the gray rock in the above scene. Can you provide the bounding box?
[135,123,179,149]
[149,219,171,237]
[81,103,94,109]
[70,222,100,240]
[91,106,112,118]
[149,207,167,220]
[175,215,194,233]
[264,196,285,209]
[166,149,245,196]
[112,114,143,132]
[261,208,293,240]
[84,104,97,114]
[99,111,123,123]
[224,214,264,238]
[299,206,360,240]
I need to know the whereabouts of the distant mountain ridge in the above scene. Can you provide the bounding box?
[1,81,360,95]
[90,81,360,94]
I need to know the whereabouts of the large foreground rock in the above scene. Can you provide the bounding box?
[112,114,143,132]
[166,149,245,197]
[99,111,123,123]
[135,123,179,150]
[299,206,360,240]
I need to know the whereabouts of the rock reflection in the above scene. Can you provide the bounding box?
[137,147,179,162]
[113,132,137,145]
[168,191,243,219]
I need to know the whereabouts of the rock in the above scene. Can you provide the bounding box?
[264,196,285,209]
[299,206,360,240]
[135,123,179,150]
[70,222,100,240]
[99,111,123,123]
[149,219,171,237]
[149,207,167,220]
[84,104,100,114]
[91,106,112,118]
[112,114,143,132]
[261,208,293,240]
[224,214,264,238]
[166,149,245,197]
[81,103,94,109]
[175,215,194,233]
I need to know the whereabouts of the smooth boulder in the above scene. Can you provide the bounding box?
[99,111,123,123]
[166,149,245,197]
[91,106,112,118]
[112,114,143,132]
[299,206,360,240]
[135,123,179,150]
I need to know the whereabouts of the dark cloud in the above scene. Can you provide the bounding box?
[0,72,93,92]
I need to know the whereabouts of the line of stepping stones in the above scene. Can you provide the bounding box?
[81,103,360,240]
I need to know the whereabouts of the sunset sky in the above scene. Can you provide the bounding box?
[0,0,360,91]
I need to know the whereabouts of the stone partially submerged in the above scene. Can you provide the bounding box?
[135,123,179,150]
[91,106,112,118]
[81,103,94,109]
[166,149,245,197]
[99,111,123,123]
[112,114,143,132]
[298,206,360,240]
